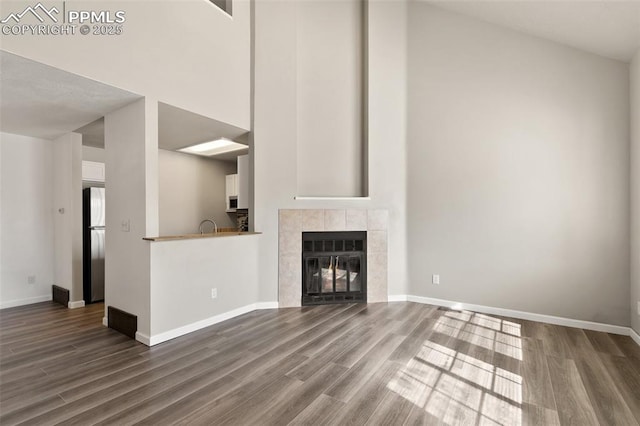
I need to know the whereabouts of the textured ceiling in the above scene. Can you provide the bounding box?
[0,50,141,140]
[0,51,248,161]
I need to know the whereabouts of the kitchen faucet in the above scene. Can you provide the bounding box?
[199,219,218,235]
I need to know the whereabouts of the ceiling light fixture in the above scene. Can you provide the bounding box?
[179,138,247,157]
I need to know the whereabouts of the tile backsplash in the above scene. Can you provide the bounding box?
[236,209,249,232]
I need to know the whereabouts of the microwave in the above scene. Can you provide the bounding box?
[229,196,238,210]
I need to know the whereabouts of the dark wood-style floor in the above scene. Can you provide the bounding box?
[0,301,639,425]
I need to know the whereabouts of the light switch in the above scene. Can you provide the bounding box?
[121,219,130,232]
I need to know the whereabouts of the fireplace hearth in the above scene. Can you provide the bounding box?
[302,231,367,306]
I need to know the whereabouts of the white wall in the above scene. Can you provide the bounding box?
[158,150,236,235]
[295,0,364,197]
[82,146,105,163]
[104,98,158,338]
[406,5,631,326]
[0,133,54,308]
[149,234,260,344]
[631,49,640,334]
[367,0,408,301]
[0,0,251,131]
[254,0,408,302]
[52,133,83,304]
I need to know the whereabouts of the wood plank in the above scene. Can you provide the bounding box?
[134,355,307,424]
[583,330,625,357]
[16,346,223,424]
[365,389,415,425]
[388,317,438,365]
[324,333,405,403]
[332,318,404,367]
[388,302,436,336]
[403,404,445,425]
[521,403,561,426]
[286,326,376,381]
[0,343,78,371]
[331,360,402,425]
[562,327,596,360]
[448,325,500,426]
[0,342,145,407]
[130,375,239,426]
[57,346,219,402]
[610,333,640,376]
[172,354,307,425]
[574,353,638,425]
[546,355,600,426]
[93,369,237,425]
[521,338,556,410]
[540,324,573,359]
[597,353,640,423]
[245,362,349,425]
[287,394,346,425]
[0,394,66,425]
[519,319,545,340]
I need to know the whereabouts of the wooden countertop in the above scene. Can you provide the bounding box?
[143,231,261,242]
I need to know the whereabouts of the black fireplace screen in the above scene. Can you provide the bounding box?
[302,231,366,305]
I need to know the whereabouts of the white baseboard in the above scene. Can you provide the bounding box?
[128,296,640,348]
[0,295,52,309]
[388,294,408,302]
[146,302,272,346]
[68,300,85,309]
[407,295,630,336]
[135,332,151,346]
[255,301,279,309]
[102,317,108,327]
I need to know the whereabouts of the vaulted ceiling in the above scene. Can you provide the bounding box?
[427,0,640,62]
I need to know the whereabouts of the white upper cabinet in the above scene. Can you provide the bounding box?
[225,154,249,212]
[237,155,249,209]
[225,174,238,212]
[226,174,238,197]
[82,161,105,183]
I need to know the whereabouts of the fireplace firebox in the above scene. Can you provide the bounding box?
[302,231,366,306]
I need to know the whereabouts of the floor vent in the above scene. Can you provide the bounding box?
[52,285,70,307]
[107,306,137,339]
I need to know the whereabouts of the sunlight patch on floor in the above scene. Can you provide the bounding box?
[440,311,523,361]
[387,311,523,426]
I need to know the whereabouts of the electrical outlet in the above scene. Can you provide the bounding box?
[27,275,36,285]
[432,274,440,285]
[211,288,217,299]
[121,219,130,232]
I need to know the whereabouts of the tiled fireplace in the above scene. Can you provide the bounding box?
[279,209,388,307]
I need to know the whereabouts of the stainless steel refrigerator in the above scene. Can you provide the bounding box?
[83,187,105,303]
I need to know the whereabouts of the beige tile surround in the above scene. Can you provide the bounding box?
[278,209,389,307]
